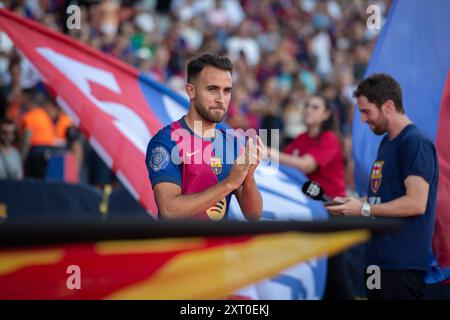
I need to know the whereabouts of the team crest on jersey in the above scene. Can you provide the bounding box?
[370,160,384,194]
[207,198,227,220]
[210,157,222,175]
[149,146,170,172]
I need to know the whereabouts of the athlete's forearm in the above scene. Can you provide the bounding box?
[236,177,262,221]
[159,180,235,219]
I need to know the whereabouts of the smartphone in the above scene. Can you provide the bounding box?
[324,199,346,206]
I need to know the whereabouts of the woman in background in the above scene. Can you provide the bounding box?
[269,94,357,300]
[270,94,346,198]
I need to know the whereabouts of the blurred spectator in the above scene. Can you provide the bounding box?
[352,42,371,81]
[205,0,230,29]
[310,24,333,78]
[282,82,308,145]
[271,94,345,198]
[180,17,204,52]
[0,31,14,84]
[257,18,281,54]
[1,57,22,123]
[147,44,170,81]
[227,85,259,131]
[99,0,120,38]
[20,93,77,178]
[226,20,260,66]
[257,76,284,147]
[0,118,23,180]
[172,0,207,22]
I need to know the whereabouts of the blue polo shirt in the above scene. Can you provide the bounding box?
[366,124,438,271]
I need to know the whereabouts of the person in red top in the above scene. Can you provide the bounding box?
[269,94,357,300]
[269,94,346,198]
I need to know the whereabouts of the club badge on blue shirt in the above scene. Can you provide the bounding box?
[210,157,222,175]
[370,160,384,194]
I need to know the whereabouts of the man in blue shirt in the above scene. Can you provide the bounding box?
[327,73,438,300]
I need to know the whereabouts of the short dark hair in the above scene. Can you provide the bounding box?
[353,73,404,113]
[187,54,233,83]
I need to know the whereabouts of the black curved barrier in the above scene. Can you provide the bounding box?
[0,180,152,224]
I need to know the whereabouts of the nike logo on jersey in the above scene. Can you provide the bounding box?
[186,150,201,157]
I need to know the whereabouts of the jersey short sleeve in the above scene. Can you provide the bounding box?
[400,135,437,184]
[145,128,181,188]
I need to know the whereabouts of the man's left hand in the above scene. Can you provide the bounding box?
[245,135,264,179]
[326,197,363,216]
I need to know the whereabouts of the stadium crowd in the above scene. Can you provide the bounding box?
[0,0,389,190]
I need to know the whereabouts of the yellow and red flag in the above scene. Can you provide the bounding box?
[0,221,375,299]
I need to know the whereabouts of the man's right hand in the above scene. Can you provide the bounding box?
[226,138,258,189]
